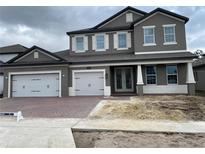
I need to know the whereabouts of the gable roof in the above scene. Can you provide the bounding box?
[93,6,147,29]
[66,7,189,35]
[7,45,66,63]
[0,44,28,54]
[131,7,189,27]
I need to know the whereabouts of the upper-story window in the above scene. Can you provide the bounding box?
[167,65,178,84]
[163,24,176,45]
[146,66,157,84]
[76,36,84,51]
[126,13,133,23]
[96,34,105,50]
[118,33,127,48]
[143,26,156,46]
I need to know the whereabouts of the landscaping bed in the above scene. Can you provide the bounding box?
[73,130,205,148]
[89,95,205,121]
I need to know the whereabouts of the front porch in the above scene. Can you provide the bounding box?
[108,62,196,96]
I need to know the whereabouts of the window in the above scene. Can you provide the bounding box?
[126,13,133,22]
[146,66,156,84]
[143,26,155,45]
[163,25,176,44]
[96,34,105,50]
[76,37,84,51]
[167,65,178,84]
[118,33,127,48]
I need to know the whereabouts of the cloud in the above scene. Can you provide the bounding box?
[0,6,204,52]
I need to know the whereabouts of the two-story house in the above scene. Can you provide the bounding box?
[1,6,196,98]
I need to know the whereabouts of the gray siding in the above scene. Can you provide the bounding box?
[157,64,167,85]
[3,65,69,97]
[178,63,187,85]
[134,13,187,53]
[194,65,205,91]
[16,49,58,63]
[143,64,187,85]
[100,11,143,29]
[69,31,134,55]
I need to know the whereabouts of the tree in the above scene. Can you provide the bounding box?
[194,49,204,58]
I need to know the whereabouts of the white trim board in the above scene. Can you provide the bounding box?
[143,85,188,94]
[134,50,188,55]
[8,70,62,98]
[71,69,110,96]
[69,60,193,68]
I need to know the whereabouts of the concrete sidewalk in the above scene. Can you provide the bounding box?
[72,119,205,133]
[0,118,79,148]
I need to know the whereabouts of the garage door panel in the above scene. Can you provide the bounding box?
[12,73,59,97]
[75,72,104,96]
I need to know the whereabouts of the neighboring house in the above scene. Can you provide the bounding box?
[1,6,196,98]
[0,44,28,96]
[193,55,205,92]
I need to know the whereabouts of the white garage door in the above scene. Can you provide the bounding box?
[75,72,104,96]
[12,73,59,97]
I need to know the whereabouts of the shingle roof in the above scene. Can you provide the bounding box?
[93,6,147,29]
[54,51,196,64]
[66,7,189,35]
[0,44,28,54]
[66,26,131,35]
[193,56,205,67]
[7,45,66,63]
[131,7,189,27]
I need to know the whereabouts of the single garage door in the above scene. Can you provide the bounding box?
[75,72,104,96]
[12,73,59,97]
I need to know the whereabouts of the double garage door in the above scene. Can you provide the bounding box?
[74,72,104,96]
[12,73,59,97]
[10,71,105,97]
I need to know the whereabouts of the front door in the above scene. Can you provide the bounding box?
[114,67,134,92]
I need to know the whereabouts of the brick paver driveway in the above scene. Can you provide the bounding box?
[0,97,102,118]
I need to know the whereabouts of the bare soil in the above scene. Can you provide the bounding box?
[89,95,205,121]
[73,131,205,148]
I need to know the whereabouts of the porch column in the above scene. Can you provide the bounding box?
[186,62,196,95]
[137,65,144,96]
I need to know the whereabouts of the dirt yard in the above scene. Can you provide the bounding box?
[73,131,205,148]
[89,95,205,121]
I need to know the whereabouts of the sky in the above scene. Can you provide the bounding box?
[0,6,204,52]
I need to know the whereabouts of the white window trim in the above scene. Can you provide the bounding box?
[75,36,85,53]
[8,70,62,98]
[143,26,156,46]
[166,65,178,85]
[163,24,177,45]
[95,33,106,51]
[117,32,128,50]
[145,65,157,85]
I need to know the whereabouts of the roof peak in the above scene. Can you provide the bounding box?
[93,6,147,29]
